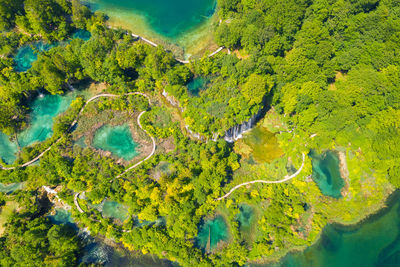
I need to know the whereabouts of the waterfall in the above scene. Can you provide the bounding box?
[223,109,263,143]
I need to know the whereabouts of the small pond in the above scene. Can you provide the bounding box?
[196,215,229,252]
[309,150,345,198]
[92,124,139,161]
[101,201,129,222]
[0,132,18,164]
[14,41,55,72]
[14,29,91,72]
[187,77,210,96]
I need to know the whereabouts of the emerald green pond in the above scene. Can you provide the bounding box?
[0,93,75,164]
[187,77,209,96]
[196,215,229,251]
[92,124,139,161]
[309,150,345,198]
[237,204,255,231]
[86,0,216,39]
[267,192,400,267]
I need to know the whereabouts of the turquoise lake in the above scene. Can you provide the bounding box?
[92,124,139,161]
[309,150,345,198]
[265,192,400,267]
[0,93,74,164]
[0,183,24,194]
[85,0,216,39]
[196,215,229,251]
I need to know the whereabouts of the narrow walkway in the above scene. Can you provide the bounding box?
[74,193,84,213]
[107,25,224,63]
[216,153,306,201]
[115,111,156,179]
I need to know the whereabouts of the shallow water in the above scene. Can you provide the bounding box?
[92,124,139,160]
[18,94,75,147]
[101,201,129,222]
[241,125,284,164]
[309,150,344,198]
[187,77,209,96]
[72,29,92,41]
[86,0,216,39]
[196,215,229,251]
[0,93,75,164]
[0,132,18,164]
[0,183,24,194]
[265,192,400,267]
[14,42,55,72]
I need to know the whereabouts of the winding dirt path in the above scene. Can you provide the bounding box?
[216,153,306,201]
[0,92,156,176]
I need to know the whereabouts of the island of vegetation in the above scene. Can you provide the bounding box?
[0,0,399,266]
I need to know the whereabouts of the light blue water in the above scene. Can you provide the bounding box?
[196,215,229,251]
[14,42,55,72]
[18,93,75,147]
[0,93,75,164]
[92,124,139,161]
[309,150,345,198]
[86,0,216,39]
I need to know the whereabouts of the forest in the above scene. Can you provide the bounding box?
[0,0,399,266]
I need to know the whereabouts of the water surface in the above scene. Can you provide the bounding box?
[0,93,75,164]
[309,150,344,198]
[268,192,400,267]
[86,0,216,39]
[196,215,229,251]
[187,77,209,96]
[101,201,129,222]
[92,124,139,160]
[14,42,55,72]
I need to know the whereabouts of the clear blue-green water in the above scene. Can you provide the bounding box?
[0,182,24,194]
[187,77,209,96]
[309,150,345,198]
[92,124,139,160]
[0,93,75,164]
[14,42,55,72]
[14,31,91,72]
[266,192,400,267]
[72,29,92,41]
[101,201,129,222]
[86,0,216,39]
[48,208,78,230]
[18,93,75,147]
[196,215,229,251]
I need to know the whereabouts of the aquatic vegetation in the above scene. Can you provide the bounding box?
[92,124,140,161]
[235,124,284,164]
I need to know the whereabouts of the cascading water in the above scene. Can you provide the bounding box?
[223,108,265,143]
